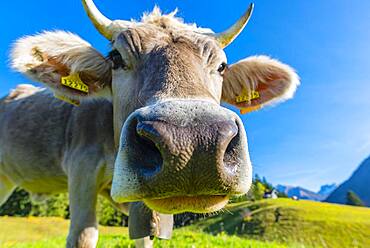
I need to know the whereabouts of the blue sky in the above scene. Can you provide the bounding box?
[0,0,369,191]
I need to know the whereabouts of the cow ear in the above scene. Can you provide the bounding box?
[222,56,299,114]
[11,31,112,104]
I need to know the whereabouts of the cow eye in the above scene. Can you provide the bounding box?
[217,62,227,74]
[109,50,128,70]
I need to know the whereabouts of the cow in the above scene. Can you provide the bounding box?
[0,0,299,247]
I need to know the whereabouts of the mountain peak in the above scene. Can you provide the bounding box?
[276,184,326,201]
[318,184,337,196]
[276,183,337,201]
[326,155,370,206]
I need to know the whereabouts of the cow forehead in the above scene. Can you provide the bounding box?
[112,26,226,68]
[110,9,225,63]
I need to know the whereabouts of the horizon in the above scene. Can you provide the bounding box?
[1,0,369,192]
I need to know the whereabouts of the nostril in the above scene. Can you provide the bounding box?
[136,121,161,143]
[135,121,163,178]
[218,120,238,150]
[222,121,240,176]
[219,122,238,141]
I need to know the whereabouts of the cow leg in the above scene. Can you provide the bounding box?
[0,174,15,206]
[130,202,154,248]
[100,192,169,248]
[135,237,154,248]
[129,202,174,248]
[99,191,154,248]
[67,167,99,248]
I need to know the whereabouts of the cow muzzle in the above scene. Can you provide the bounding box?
[111,100,252,213]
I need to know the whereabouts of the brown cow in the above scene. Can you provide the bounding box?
[0,1,299,247]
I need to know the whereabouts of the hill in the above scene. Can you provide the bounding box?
[189,199,370,248]
[326,156,370,206]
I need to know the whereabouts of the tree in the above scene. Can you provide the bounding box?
[262,176,273,191]
[346,191,365,207]
[252,181,266,201]
[254,174,261,183]
[276,191,288,198]
[0,188,127,226]
[0,188,32,216]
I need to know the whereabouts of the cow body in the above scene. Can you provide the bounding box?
[0,86,114,197]
[0,86,123,247]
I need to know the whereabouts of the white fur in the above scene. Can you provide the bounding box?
[140,6,214,34]
[11,31,107,74]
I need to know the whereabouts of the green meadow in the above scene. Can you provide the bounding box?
[0,217,285,248]
[192,198,370,247]
[1,199,369,248]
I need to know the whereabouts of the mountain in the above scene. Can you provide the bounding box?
[275,184,336,201]
[276,185,325,201]
[317,184,337,196]
[326,156,370,207]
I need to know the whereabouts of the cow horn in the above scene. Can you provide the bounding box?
[215,3,254,48]
[82,0,114,40]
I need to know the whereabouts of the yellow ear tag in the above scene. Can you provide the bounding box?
[236,89,261,114]
[240,105,261,114]
[61,73,89,93]
[235,89,260,103]
[54,93,80,106]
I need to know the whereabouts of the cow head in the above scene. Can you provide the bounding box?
[10,0,299,214]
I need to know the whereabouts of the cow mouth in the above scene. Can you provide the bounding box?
[143,195,229,214]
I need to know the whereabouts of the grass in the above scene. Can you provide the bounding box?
[1,199,369,247]
[189,198,370,248]
[0,216,286,248]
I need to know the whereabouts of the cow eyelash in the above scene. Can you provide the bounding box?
[108,50,129,70]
